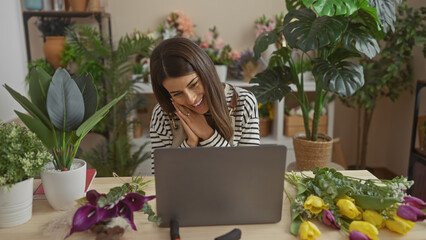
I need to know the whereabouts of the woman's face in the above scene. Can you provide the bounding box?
[162,72,209,115]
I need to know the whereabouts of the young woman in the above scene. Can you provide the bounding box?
[149,37,260,172]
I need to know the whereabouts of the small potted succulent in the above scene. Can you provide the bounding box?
[3,67,125,210]
[0,122,52,227]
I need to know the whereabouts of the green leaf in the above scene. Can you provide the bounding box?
[343,24,380,59]
[303,0,360,17]
[313,59,364,97]
[296,182,307,195]
[290,217,303,236]
[3,84,52,129]
[283,9,348,52]
[253,30,278,59]
[76,92,126,138]
[28,67,51,116]
[249,66,293,104]
[15,111,55,149]
[368,0,399,32]
[351,194,399,210]
[47,68,85,131]
[73,72,98,121]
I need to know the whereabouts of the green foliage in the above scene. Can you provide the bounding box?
[3,68,125,171]
[0,122,52,188]
[64,26,155,176]
[25,58,54,83]
[36,17,74,37]
[251,0,401,141]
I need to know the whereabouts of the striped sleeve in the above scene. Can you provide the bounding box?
[199,129,230,147]
[236,89,260,146]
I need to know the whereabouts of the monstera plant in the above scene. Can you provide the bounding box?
[251,0,402,142]
[4,67,125,171]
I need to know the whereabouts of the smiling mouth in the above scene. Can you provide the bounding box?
[192,97,203,107]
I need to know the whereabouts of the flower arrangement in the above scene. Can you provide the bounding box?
[285,167,426,240]
[67,176,159,239]
[0,122,52,189]
[157,10,195,40]
[254,14,277,38]
[198,26,240,66]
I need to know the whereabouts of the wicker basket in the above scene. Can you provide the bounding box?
[293,134,333,170]
[259,117,271,137]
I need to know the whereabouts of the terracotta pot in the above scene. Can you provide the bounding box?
[259,117,271,137]
[69,0,87,12]
[43,36,66,69]
[293,134,333,170]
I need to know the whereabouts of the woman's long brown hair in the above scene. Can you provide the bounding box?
[150,37,233,141]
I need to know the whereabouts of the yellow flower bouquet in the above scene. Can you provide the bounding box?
[285,168,426,240]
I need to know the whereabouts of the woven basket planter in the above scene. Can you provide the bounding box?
[259,117,271,137]
[293,134,333,170]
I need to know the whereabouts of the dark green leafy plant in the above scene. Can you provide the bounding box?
[36,17,74,37]
[25,58,54,83]
[3,67,125,171]
[339,3,425,169]
[64,26,155,176]
[251,0,402,141]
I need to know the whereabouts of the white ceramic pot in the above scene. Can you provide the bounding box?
[215,65,228,82]
[261,44,277,65]
[0,178,33,228]
[40,159,86,211]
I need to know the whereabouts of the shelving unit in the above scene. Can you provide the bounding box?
[132,79,335,171]
[22,11,112,63]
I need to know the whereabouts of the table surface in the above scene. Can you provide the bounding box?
[1,170,425,239]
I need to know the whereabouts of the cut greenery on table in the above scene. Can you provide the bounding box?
[3,67,125,171]
[285,168,426,240]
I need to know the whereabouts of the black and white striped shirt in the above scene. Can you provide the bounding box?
[149,85,260,173]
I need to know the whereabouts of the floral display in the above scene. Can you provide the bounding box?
[65,176,160,239]
[254,14,277,38]
[0,122,52,189]
[157,10,195,40]
[284,167,426,240]
[198,26,240,66]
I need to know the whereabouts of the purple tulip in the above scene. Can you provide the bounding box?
[121,193,156,212]
[85,189,106,205]
[322,209,340,229]
[403,196,426,209]
[349,230,371,240]
[66,204,111,238]
[117,200,137,230]
[397,205,426,222]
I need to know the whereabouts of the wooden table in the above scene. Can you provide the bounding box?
[1,170,425,239]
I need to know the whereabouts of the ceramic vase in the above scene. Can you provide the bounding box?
[0,178,34,228]
[40,159,86,211]
[24,0,43,11]
[43,36,66,69]
[215,65,228,83]
[69,0,88,12]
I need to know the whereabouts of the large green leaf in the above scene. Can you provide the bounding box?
[76,93,126,138]
[28,67,51,116]
[249,66,293,104]
[313,59,364,97]
[351,194,399,210]
[15,111,55,149]
[343,24,380,59]
[286,0,305,11]
[303,0,360,17]
[3,84,52,129]
[46,68,85,132]
[283,9,348,52]
[73,72,98,121]
[368,0,400,32]
[253,30,278,59]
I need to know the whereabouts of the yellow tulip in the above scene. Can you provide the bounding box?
[304,195,329,214]
[336,199,362,219]
[336,194,356,203]
[385,215,415,235]
[363,210,385,229]
[299,221,321,240]
[349,221,379,240]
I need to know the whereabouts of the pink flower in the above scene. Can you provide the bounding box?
[322,209,340,229]
[349,230,371,240]
[204,30,214,43]
[230,50,241,61]
[200,41,209,49]
[213,36,225,50]
[397,205,426,222]
[403,196,426,209]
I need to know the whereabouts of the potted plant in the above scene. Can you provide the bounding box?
[251,0,402,169]
[3,67,125,210]
[0,122,52,227]
[36,16,74,69]
[198,26,240,82]
[258,102,274,137]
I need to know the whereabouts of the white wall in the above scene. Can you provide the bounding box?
[0,1,27,122]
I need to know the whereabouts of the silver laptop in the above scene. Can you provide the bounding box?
[154,145,287,227]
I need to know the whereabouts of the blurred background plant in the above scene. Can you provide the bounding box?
[25,58,54,83]
[156,10,195,41]
[63,26,155,176]
[36,17,74,37]
[339,3,426,169]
